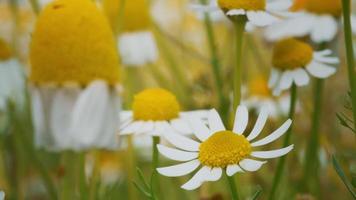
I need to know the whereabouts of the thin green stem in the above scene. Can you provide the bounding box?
[152,136,160,197]
[302,79,324,195]
[28,0,40,15]
[268,84,297,200]
[200,0,228,121]
[342,0,356,131]
[227,175,240,200]
[79,153,88,200]
[61,152,77,200]
[233,16,247,111]
[126,136,138,200]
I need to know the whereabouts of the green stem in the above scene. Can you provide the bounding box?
[126,136,138,200]
[227,175,240,200]
[61,152,77,200]
[268,84,297,200]
[28,0,40,15]
[342,0,356,131]
[200,0,228,121]
[302,79,324,195]
[152,136,160,196]
[233,16,247,111]
[79,153,88,200]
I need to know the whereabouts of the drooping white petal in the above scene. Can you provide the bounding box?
[189,3,219,13]
[181,166,209,190]
[310,15,338,43]
[70,81,110,148]
[30,87,47,148]
[206,168,222,181]
[279,71,294,90]
[208,109,225,134]
[187,116,211,142]
[314,49,332,57]
[306,61,337,78]
[137,121,155,134]
[226,9,245,16]
[170,118,191,134]
[157,144,198,161]
[251,119,292,147]
[157,159,200,177]
[246,107,269,141]
[266,0,292,12]
[247,11,279,27]
[163,132,200,152]
[251,145,294,159]
[239,159,267,172]
[292,68,310,87]
[314,53,340,64]
[268,68,280,88]
[233,105,249,135]
[152,121,173,136]
[120,121,144,135]
[226,164,244,176]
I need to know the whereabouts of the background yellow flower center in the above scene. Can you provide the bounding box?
[103,0,151,33]
[132,88,180,121]
[0,39,12,61]
[272,38,313,71]
[30,0,120,86]
[291,0,341,16]
[199,131,251,168]
[218,0,266,12]
[248,77,271,98]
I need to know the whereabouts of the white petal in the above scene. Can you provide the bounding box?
[181,166,209,190]
[232,105,249,135]
[251,145,294,159]
[208,109,225,134]
[292,68,310,87]
[266,0,292,11]
[226,9,245,16]
[157,159,200,177]
[279,71,294,90]
[120,121,144,135]
[30,87,47,148]
[314,52,340,64]
[157,144,198,161]
[171,118,191,134]
[247,107,269,141]
[163,132,200,152]
[306,61,337,78]
[247,11,279,27]
[251,119,292,147]
[152,121,173,136]
[137,121,155,134]
[187,116,211,142]
[239,159,267,172]
[189,4,219,13]
[226,164,244,176]
[314,49,332,56]
[70,81,109,148]
[206,167,222,181]
[268,68,280,88]
[310,16,338,43]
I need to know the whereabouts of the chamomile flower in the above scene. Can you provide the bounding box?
[268,38,339,95]
[157,105,294,190]
[103,0,158,66]
[191,0,290,27]
[29,0,121,151]
[119,88,208,137]
[242,76,290,118]
[265,0,347,43]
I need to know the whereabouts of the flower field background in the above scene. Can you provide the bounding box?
[0,0,355,199]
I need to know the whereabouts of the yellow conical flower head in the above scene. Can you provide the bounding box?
[103,0,151,33]
[272,38,313,71]
[289,0,307,12]
[0,39,12,61]
[305,0,341,16]
[248,76,271,97]
[30,0,120,85]
[218,0,266,12]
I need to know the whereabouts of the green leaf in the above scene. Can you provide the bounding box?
[133,182,152,198]
[332,155,356,199]
[251,186,262,200]
[136,167,150,191]
[336,113,355,133]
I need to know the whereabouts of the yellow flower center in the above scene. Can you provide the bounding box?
[248,77,271,97]
[103,0,151,33]
[132,88,180,121]
[291,0,342,16]
[272,38,313,71]
[218,0,266,12]
[0,39,12,61]
[30,0,120,86]
[199,131,251,168]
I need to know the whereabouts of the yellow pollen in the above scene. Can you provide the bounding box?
[272,38,313,71]
[248,76,271,97]
[218,0,266,12]
[199,131,251,168]
[0,39,12,61]
[30,0,120,86]
[304,0,342,16]
[132,88,180,121]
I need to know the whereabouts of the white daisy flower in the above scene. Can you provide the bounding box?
[115,0,158,67]
[191,0,291,27]
[265,0,349,43]
[268,38,339,95]
[157,105,294,190]
[119,88,208,137]
[29,0,121,151]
